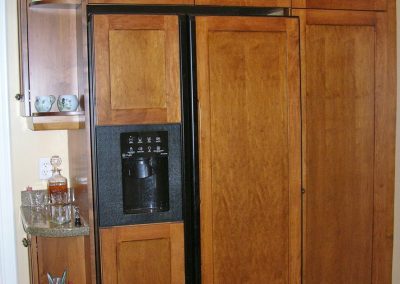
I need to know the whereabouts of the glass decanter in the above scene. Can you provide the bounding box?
[47,155,68,198]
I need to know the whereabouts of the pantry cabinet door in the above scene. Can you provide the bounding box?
[196,16,301,284]
[93,15,181,126]
[293,9,394,284]
[292,0,386,11]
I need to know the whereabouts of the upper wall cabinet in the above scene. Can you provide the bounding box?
[92,15,181,126]
[195,0,289,7]
[291,0,386,11]
[17,0,85,131]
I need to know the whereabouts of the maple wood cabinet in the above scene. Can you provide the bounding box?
[17,0,86,131]
[27,235,90,284]
[196,15,301,283]
[92,14,181,126]
[99,223,185,284]
[292,0,386,11]
[293,9,395,284]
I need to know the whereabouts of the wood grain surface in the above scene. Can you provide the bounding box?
[28,8,78,113]
[196,16,301,284]
[89,0,193,5]
[293,9,393,284]
[372,2,396,283]
[195,0,289,7]
[118,239,171,284]
[36,236,89,284]
[100,223,184,284]
[109,30,166,110]
[93,15,181,125]
[291,0,386,10]
[28,236,39,284]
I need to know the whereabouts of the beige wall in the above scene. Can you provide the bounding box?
[5,2,400,284]
[6,2,70,284]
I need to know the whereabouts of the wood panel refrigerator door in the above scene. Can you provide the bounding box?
[293,9,394,284]
[196,16,301,284]
[93,15,181,126]
[291,0,386,11]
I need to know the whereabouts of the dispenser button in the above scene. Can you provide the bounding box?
[146,137,152,143]
[138,137,143,144]
[155,137,161,143]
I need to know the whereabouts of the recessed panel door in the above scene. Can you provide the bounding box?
[93,15,181,126]
[293,9,394,284]
[196,16,301,284]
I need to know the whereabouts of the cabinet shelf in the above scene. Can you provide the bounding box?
[29,0,81,8]
[32,111,84,117]
[27,112,85,131]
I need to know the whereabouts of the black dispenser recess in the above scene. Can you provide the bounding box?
[121,131,169,214]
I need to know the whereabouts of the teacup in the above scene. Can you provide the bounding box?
[57,95,79,112]
[34,95,55,112]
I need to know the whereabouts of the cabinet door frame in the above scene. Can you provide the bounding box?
[194,0,290,7]
[293,9,395,284]
[196,15,301,284]
[291,0,387,11]
[100,222,185,284]
[93,14,181,126]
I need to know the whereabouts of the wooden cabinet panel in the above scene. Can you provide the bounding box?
[28,236,39,284]
[89,0,193,5]
[196,16,301,284]
[100,223,184,284]
[93,15,181,125]
[31,236,90,284]
[195,0,289,7]
[17,0,85,130]
[291,0,386,11]
[293,9,394,284]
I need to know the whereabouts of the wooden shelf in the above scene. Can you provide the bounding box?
[27,112,85,131]
[32,111,84,117]
[29,0,81,8]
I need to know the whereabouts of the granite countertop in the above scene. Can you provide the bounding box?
[20,206,89,237]
[20,190,89,238]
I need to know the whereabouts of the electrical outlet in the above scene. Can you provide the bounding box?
[39,158,52,180]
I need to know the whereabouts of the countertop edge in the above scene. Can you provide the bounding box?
[21,206,90,238]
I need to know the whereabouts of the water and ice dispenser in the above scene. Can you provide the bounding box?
[120,131,169,214]
[95,124,182,227]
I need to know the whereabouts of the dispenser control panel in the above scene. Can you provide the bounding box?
[121,131,169,159]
